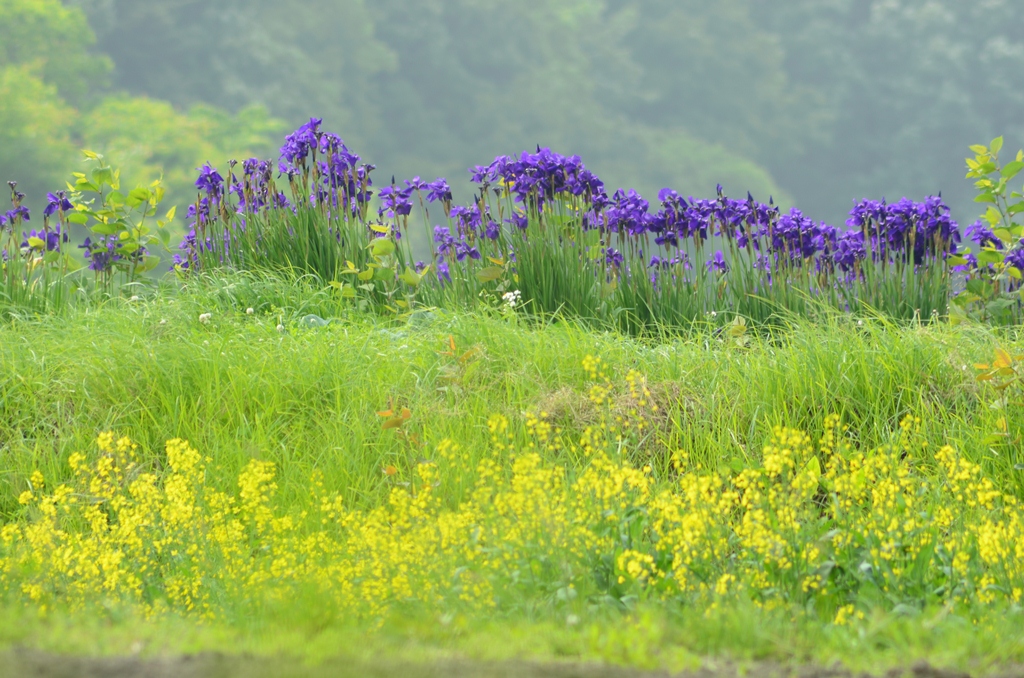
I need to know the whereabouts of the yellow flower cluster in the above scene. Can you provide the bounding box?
[2,365,1023,625]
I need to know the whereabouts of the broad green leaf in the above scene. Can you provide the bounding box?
[126,188,151,208]
[370,238,395,257]
[399,267,422,287]
[341,287,356,298]
[966,279,990,296]
[975,193,996,204]
[475,266,503,283]
[1002,161,1024,179]
[106,190,126,206]
[66,212,89,225]
[992,137,1004,154]
[137,255,161,273]
[92,167,114,188]
[369,224,390,234]
[970,145,989,155]
[91,222,119,236]
[357,269,374,282]
[26,237,45,250]
[166,206,177,222]
[976,249,1004,266]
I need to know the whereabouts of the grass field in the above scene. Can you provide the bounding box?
[1,272,1024,676]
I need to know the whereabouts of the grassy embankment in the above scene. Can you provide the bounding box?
[1,272,1024,675]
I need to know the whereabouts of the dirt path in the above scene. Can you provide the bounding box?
[0,650,1000,678]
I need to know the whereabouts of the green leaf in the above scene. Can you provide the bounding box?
[341,286,356,298]
[159,229,171,247]
[966,279,990,296]
[106,190,126,206]
[803,456,821,483]
[92,167,114,188]
[976,249,1005,266]
[475,266,504,283]
[946,255,968,267]
[970,145,989,155]
[357,269,374,282]
[26,237,46,250]
[1002,161,1024,179]
[985,206,1003,225]
[136,255,161,274]
[91,222,119,236]
[992,137,1004,155]
[370,238,396,257]
[126,188,151,208]
[66,212,89,225]
[399,267,423,287]
[975,193,997,204]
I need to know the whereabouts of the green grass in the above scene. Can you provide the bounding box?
[3,271,1024,674]
[2,271,1019,515]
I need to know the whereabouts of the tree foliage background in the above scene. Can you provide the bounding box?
[2,0,1022,226]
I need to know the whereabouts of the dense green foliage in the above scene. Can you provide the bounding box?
[0,0,283,216]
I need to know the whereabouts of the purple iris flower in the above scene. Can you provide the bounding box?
[484,220,501,240]
[966,220,1003,249]
[506,213,528,230]
[707,250,728,273]
[22,226,68,251]
[378,185,414,219]
[404,176,427,191]
[195,164,224,194]
[436,260,451,284]
[425,178,453,205]
[605,247,624,268]
[43,192,74,218]
[4,206,30,225]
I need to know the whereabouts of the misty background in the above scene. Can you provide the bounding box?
[2,0,1023,230]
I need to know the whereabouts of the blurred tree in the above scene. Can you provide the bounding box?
[747,0,1024,225]
[362,0,788,202]
[0,0,110,106]
[81,97,285,209]
[73,0,395,125]
[0,0,109,201]
[72,0,787,203]
[0,64,78,203]
[603,0,832,169]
